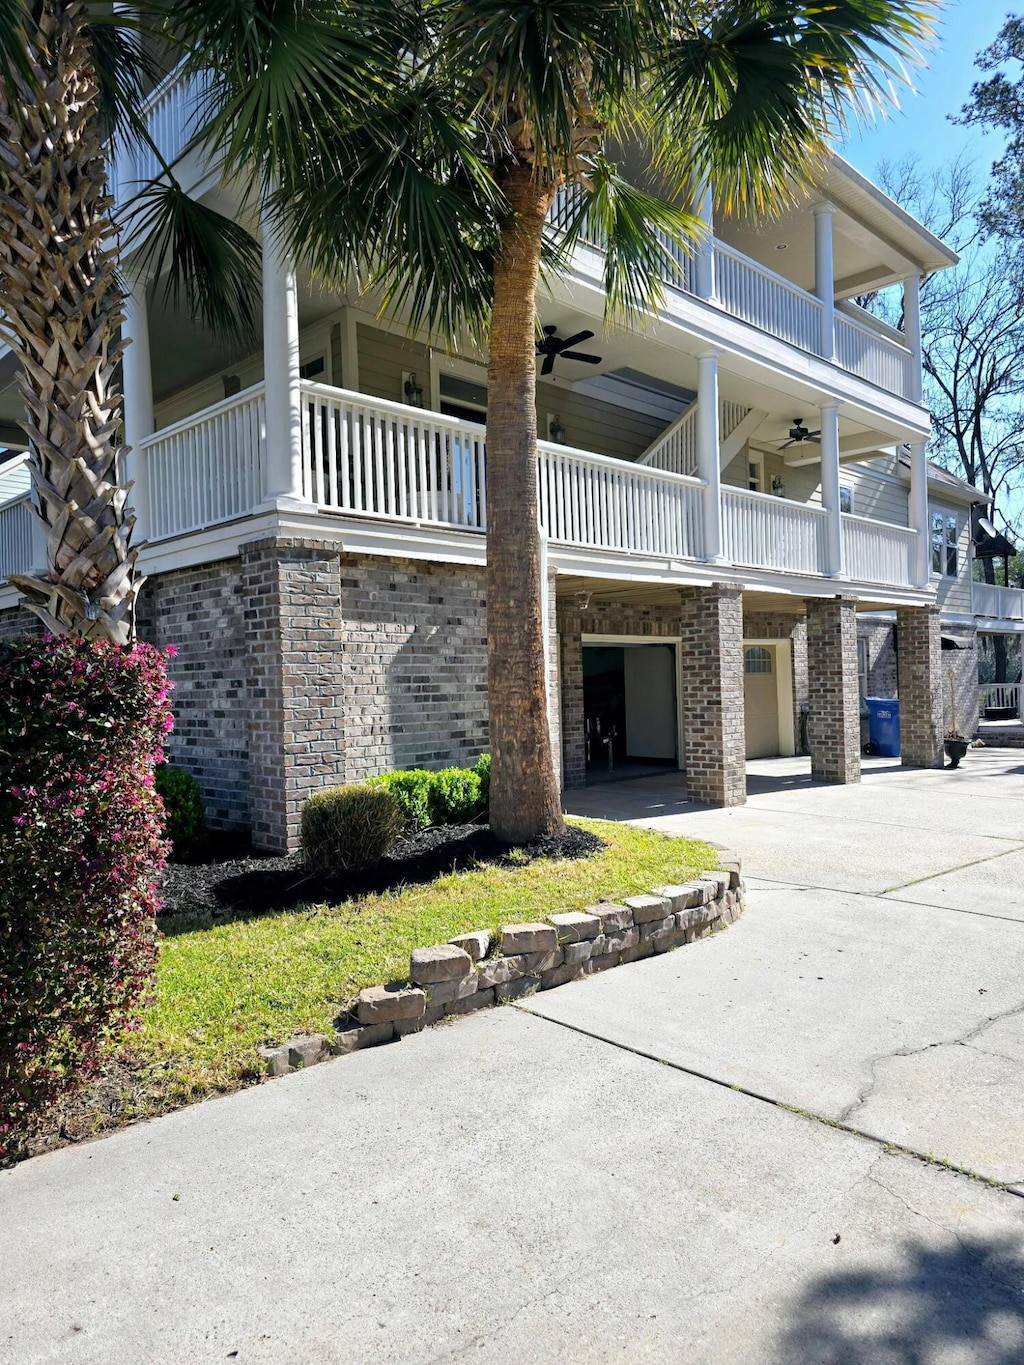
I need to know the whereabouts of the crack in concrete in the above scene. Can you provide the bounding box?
[836,999,1024,1127]
[880,843,1024,896]
[735,873,1024,929]
[514,1004,1024,1197]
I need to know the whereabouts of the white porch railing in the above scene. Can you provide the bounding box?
[300,382,487,528]
[841,513,917,588]
[0,497,35,579]
[721,487,829,575]
[973,581,1024,621]
[141,384,266,539]
[538,441,704,559]
[299,382,705,559]
[981,683,1022,717]
[835,310,912,397]
[713,242,824,354]
[638,400,751,477]
[120,61,214,191]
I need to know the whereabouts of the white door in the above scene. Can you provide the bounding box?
[624,645,677,760]
[744,645,781,759]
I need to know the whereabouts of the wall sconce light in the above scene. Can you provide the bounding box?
[573,590,591,611]
[771,475,786,497]
[403,371,424,408]
[549,415,567,444]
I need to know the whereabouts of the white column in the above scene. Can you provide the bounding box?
[122,279,155,540]
[697,351,724,562]
[261,212,306,505]
[909,438,930,588]
[813,203,836,360]
[903,272,924,404]
[820,401,843,577]
[695,180,715,301]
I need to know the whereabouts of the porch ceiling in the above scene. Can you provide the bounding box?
[555,577,921,616]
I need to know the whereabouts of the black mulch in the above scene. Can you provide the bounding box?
[159,822,604,922]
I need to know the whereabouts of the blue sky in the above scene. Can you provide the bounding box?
[840,0,1009,181]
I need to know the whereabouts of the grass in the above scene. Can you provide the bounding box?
[134,818,716,1106]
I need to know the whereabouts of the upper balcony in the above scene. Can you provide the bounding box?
[0,380,924,607]
[118,64,955,418]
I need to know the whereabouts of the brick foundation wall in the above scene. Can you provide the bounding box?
[137,559,250,830]
[860,621,898,698]
[0,603,43,641]
[896,606,943,768]
[679,584,746,806]
[805,596,861,784]
[556,597,684,790]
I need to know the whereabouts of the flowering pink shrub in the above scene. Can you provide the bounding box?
[0,636,173,1159]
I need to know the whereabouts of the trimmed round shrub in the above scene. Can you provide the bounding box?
[0,636,172,1161]
[428,766,484,825]
[155,765,207,860]
[369,769,433,830]
[301,783,405,871]
[474,753,491,809]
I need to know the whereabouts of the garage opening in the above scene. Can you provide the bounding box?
[582,643,678,782]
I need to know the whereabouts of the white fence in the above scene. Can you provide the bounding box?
[713,242,824,353]
[0,497,36,579]
[980,683,1022,718]
[141,385,266,539]
[973,581,1024,621]
[538,441,704,560]
[841,513,917,587]
[835,310,912,398]
[721,487,829,574]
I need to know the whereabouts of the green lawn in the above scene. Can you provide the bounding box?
[140,818,716,1106]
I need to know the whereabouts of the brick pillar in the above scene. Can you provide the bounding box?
[679,584,746,806]
[241,537,347,852]
[897,605,943,768]
[558,605,585,789]
[806,596,861,784]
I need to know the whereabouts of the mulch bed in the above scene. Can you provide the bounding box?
[160,822,604,921]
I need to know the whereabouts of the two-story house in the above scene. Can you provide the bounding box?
[0,62,998,851]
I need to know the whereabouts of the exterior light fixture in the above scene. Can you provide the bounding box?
[403,372,424,408]
[573,590,591,610]
[549,415,567,444]
[771,475,786,497]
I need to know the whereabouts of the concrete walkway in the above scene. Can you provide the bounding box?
[3,753,1024,1363]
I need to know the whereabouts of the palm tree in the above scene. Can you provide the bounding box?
[1,1,936,839]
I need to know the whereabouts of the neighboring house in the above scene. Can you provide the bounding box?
[0,63,1006,850]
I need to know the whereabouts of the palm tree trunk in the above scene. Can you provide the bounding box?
[0,0,139,643]
[486,164,565,842]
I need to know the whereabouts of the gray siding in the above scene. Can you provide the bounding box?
[357,324,430,405]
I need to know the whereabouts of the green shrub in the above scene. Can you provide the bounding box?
[301,784,405,871]
[155,765,207,860]
[369,769,433,830]
[474,753,491,809]
[428,766,484,825]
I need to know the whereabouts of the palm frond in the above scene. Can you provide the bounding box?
[130,182,262,344]
[555,163,703,321]
[0,0,34,89]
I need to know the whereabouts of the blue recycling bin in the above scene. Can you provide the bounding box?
[864,696,900,757]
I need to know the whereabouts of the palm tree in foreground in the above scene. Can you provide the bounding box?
[0,0,937,841]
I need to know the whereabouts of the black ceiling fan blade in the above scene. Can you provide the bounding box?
[557,329,595,350]
[540,352,556,376]
[560,350,601,364]
[780,437,797,448]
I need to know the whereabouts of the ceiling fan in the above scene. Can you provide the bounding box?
[536,325,602,377]
[779,417,821,449]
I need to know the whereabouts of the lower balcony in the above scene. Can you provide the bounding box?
[973,581,1024,624]
[1,382,923,597]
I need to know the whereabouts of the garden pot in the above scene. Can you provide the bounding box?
[944,738,969,769]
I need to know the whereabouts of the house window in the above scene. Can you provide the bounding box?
[744,646,772,674]
[747,452,764,493]
[439,372,487,424]
[857,638,868,698]
[299,355,326,381]
[931,507,959,577]
[840,485,854,514]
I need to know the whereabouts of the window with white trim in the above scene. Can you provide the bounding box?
[930,507,959,578]
[840,485,854,515]
[747,452,764,493]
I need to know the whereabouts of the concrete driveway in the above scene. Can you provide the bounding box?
[3,751,1024,1364]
